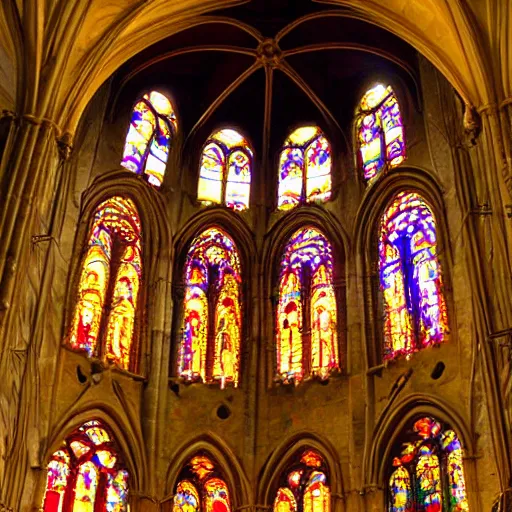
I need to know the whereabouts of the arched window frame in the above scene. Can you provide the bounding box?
[356,84,405,181]
[387,416,469,512]
[277,126,332,211]
[173,454,233,512]
[42,420,129,512]
[121,90,178,188]
[177,226,243,388]
[274,225,343,385]
[197,128,253,211]
[271,449,331,512]
[376,190,449,362]
[67,196,143,373]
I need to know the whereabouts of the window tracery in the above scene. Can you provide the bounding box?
[379,191,448,361]
[198,129,252,211]
[357,84,405,180]
[178,227,242,387]
[42,420,129,512]
[68,196,142,371]
[121,90,177,187]
[388,416,469,512]
[276,227,339,384]
[173,455,232,512]
[272,449,330,512]
[278,126,332,211]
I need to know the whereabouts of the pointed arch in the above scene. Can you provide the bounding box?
[68,196,142,372]
[356,84,405,180]
[41,420,129,512]
[276,227,339,384]
[278,126,332,211]
[121,90,178,187]
[198,129,253,211]
[178,227,242,387]
[378,191,448,361]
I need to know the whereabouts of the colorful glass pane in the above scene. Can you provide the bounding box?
[190,455,215,480]
[69,197,142,370]
[389,466,412,512]
[198,129,252,210]
[179,228,242,386]
[441,431,469,512]
[70,441,90,458]
[358,85,405,180]
[416,448,442,512]
[204,478,231,512]
[303,472,330,512]
[278,127,332,210]
[121,90,177,187]
[174,481,201,512]
[73,461,98,512]
[379,192,448,360]
[84,424,110,445]
[43,452,70,512]
[277,228,339,383]
[301,450,324,468]
[273,488,297,512]
[106,470,130,512]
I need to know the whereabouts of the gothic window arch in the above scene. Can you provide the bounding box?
[276,227,340,384]
[68,196,142,372]
[178,227,242,387]
[173,454,232,512]
[272,449,331,512]
[121,90,177,187]
[197,128,252,211]
[356,84,405,180]
[378,191,448,361]
[42,420,129,512]
[278,126,332,211]
[388,416,469,512]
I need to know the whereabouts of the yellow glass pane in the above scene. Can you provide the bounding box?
[286,126,320,146]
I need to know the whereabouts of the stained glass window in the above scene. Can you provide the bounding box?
[357,84,405,180]
[42,420,129,512]
[273,450,330,512]
[278,127,332,211]
[276,227,339,384]
[121,90,177,187]
[379,191,448,361]
[197,129,252,211]
[388,416,469,512]
[68,196,142,371]
[178,228,242,387]
[173,455,231,512]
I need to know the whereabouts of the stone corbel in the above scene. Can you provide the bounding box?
[463,104,481,146]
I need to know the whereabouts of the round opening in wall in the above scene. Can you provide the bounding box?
[76,365,88,384]
[216,404,231,420]
[431,362,445,380]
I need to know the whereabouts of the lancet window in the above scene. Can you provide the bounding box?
[272,449,330,512]
[388,416,469,512]
[357,84,405,180]
[379,191,448,361]
[121,90,177,187]
[197,129,252,211]
[68,196,142,371]
[173,455,232,512]
[42,420,129,512]
[178,228,242,387]
[276,227,339,384]
[278,126,332,211]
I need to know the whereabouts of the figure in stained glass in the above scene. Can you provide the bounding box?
[273,450,330,512]
[121,90,177,187]
[379,192,448,361]
[276,228,339,383]
[174,455,232,512]
[388,417,469,512]
[198,129,252,211]
[179,228,242,387]
[357,85,405,180]
[278,127,332,211]
[42,420,129,512]
[68,197,142,372]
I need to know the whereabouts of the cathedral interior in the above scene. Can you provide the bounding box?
[0,0,511,511]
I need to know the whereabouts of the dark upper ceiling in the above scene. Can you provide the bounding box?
[111,0,420,164]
